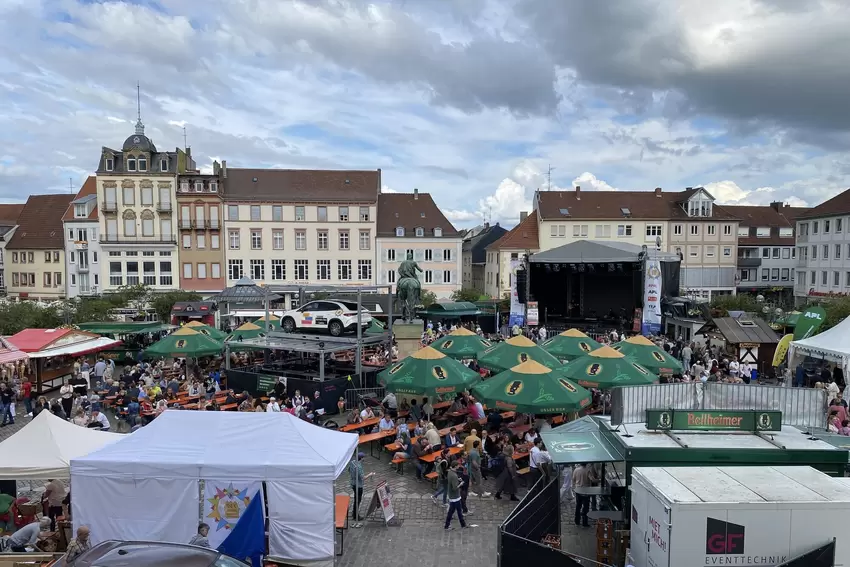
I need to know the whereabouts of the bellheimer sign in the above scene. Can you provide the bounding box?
[645,409,782,432]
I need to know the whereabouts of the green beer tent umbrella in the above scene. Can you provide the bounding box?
[541,328,603,362]
[477,335,563,373]
[561,345,657,389]
[225,322,267,342]
[430,327,492,360]
[144,327,223,358]
[471,359,592,414]
[254,314,282,329]
[378,346,481,397]
[612,335,683,375]
[183,321,229,341]
[366,319,387,335]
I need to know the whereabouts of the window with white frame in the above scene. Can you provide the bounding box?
[141,187,153,206]
[295,206,305,221]
[812,245,817,259]
[180,180,190,192]
[617,224,633,237]
[756,227,770,238]
[674,224,682,236]
[572,224,588,237]
[387,249,396,262]
[813,221,819,234]
[137,156,147,171]
[781,268,789,281]
[772,247,780,259]
[358,259,372,280]
[251,230,262,250]
[160,158,168,171]
[228,259,243,280]
[109,262,123,286]
[105,157,114,171]
[689,225,699,236]
[707,225,716,236]
[182,234,191,249]
[415,227,424,237]
[835,271,841,287]
[387,270,396,284]
[824,245,829,259]
[250,259,265,280]
[183,263,193,279]
[295,230,306,250]
[197,263,207,279]
[123,186,135,205]
[424,270,433,284]
[687,197,712,217]
[359,230,371,250]
[317,207,328,222]
[126,157,136,172]
[271,259,285,280]
[706,246,715,257]
[228,205,239,221]
[273,230,283,250]
[762,268,770,281]
[738,226,749,237]
[197,234,206,249]
[646,225,662,237]
[317,230,329,250]
[339,230,350,250]
[396,227,405,237]
[425,249,433,262]
[779,227,793,238]
[443,270,452,283]
[434,227,443,237]
[825,220,831,233]
[338,260,352,280]
[143,262,155,285]
[159,261,172,286]
[837,244,842,259]
[595,224,611,238]
[294,259,309,280]
[723,247,731,256]
[443,249,452,262]
[339,206,349,222]
[317,259,331,280]
[723,224,732,235]
[689,246,699,257]
[229,230,240,249]
[211,263,221,279]
[837,218,843,233]
[211,233,220,249]
[359,207,370,222]
[772,268,780,281]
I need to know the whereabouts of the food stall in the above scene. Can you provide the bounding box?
[7,328,122,393]
[77,320,174,363]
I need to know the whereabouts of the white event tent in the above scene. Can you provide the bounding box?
[71,410,358,567]
[789,315,850,377]
[0,410,123,479]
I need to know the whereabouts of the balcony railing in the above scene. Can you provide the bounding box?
[797,257,808,268]
[208,220,220,230]
[77,264,90,273]
[736,257,762,268]
[157,202,173,212]
[179,221,194,230]
[101,235,177,244]
[101,201,117,213]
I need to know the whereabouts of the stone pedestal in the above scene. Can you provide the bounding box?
[393,320,423,360]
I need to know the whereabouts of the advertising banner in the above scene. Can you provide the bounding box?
[793,306,827,340]
[509,258,525,327]
[526,301,539,326]
[641,258,663,335]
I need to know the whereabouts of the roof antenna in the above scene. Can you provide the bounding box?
[68,177,73,194]
[546,164,555,191]
[183,126,188,151]
[134,81,145,135]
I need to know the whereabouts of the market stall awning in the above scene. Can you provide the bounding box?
[0,336,28,364]
[78,321,175,335]
[8,328,122,359]
[541,429,624,465]
[417,301,480,317]
[27,337,123,359]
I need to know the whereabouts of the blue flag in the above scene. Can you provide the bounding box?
[217,489,265,567]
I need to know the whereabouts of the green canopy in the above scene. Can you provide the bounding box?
[430,327,492,359]
[541,329,603,362]
[561,345,657,389]
[225,322,266,342]
[183,321,229,341]
[416,301,481,318]
[254,315,282,329]
[366,319,387,335]
[78,321,174,335]
[612,335,683,374]
[471,359,592,414]
[477,335,563,373]
[144,327,223,358]
[378,346,481,397]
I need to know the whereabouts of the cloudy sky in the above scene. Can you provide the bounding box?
[2,0,849,228]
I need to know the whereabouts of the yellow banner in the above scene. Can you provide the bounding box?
[772,333,794,367]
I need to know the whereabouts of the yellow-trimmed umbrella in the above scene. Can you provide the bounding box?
[561,345,657,389]
[378,346,481,396]
[144,327,223,358]
[225,322,266,342]
[430,327,492,359]
[541,329,603,362]
[255,314,282,329]
[477,335,563,373]
[183,321,228,341]
[613,335,683,375]
[471,359,592,414]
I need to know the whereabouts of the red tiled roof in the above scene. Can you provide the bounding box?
[487,212,539,251]
[376,192,459,237]
[796,188,850,220]
[536,187,739,221]
[0,204,24,224]
[222,168,380,203]
[6,194,75,250]
[8,328,74,352]
[61,176,98,221]
[724,204,809,246]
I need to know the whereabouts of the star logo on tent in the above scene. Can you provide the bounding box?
[207,483,251,532]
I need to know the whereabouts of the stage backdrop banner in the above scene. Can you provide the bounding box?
[204,480,266,567]
[641,258,662,335]
[509,258,525,327]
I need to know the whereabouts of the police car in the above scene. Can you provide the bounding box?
[280,299,373,337]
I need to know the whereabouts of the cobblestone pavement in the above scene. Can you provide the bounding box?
[1,407,599,566]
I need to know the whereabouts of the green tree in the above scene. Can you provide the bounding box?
[499,292,511,312]
[108,284,152,313]
[71,298,118,324]
[151,290,202,323]
[822,297,850,330]
[451,287,484,302]
[420,289,438,308]
[709,293,761,317]
[0,302,62,335]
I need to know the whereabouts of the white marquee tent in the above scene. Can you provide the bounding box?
[0,410,123,479]
[789,315,850,377]
[71,410,358,567]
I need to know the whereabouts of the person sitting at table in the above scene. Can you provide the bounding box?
[486,408,504,432]
[412,437,431,480]
[50,399,67,420]
[71,408,89,427]
[346,408,361,424]
[239,394,254,412]
[127,381,141,401]
[392,428,412,462]
[359,405,375,421]
[444,427,461,447]
[449,395,464,414]
[524,427,540,444]
[412,418,425,438]
[126,397,140,426]
[224,389,238,405]
[378,412,395,432]
[188,380,201,397]
[87,409,110,431]
[425,422,442,451]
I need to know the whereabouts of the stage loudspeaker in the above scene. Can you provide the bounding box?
[515,269,527,303]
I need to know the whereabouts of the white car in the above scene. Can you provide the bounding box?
[281,299,373,337]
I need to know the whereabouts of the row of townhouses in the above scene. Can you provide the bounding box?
[3,117,850,308]
[0,120,463,304]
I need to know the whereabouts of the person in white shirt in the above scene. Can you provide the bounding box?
[728,358,740,378]
[8,518,50,552]
[378,414,394,431]
[538,326,548,341]
[88,409,110,431]
[740,362,752,383]
[827,379,840,400]
[266,397,281,412]
[360,406,375,420]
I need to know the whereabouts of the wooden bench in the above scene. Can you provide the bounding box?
[517,467,531,476]
[334,494,351,556]
[391,456,407,474]
[425,471,439,487]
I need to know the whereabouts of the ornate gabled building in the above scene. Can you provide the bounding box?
[95,116,194,292]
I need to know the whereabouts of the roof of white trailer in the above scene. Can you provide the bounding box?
[634,466,850,504]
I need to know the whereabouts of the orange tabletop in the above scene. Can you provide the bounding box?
[419,445,463,463]
[340,416,380,432]
[358,429,396,444]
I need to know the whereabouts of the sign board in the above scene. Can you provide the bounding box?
[365,480,395,523]
[526,301,539,326]
[773,333,793,367]
[793,306,827,340]
[257,374,281,393]
[645,409,782,432]
[641,259,662,335]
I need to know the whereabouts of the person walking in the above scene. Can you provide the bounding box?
[493,445,519,501]
[467,440,491,498]
[444,462,467,530]
[572,463,591,527]
[348,452,373,525]
[431,449,451,506]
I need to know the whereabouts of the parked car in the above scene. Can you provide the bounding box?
[53,540,250,567]
[280,299,372,337]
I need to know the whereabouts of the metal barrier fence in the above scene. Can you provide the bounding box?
[344,387,386,411]
[610,382,828,429]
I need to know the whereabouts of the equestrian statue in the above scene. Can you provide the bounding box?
[396,251,423,322]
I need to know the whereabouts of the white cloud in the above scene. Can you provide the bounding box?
[443,209,480,223]
[381,185,397,193]
[572,171,617,192]
[704,180,811,207]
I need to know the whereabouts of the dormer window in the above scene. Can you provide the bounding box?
[209,181,218,192]
[105,157,114,171]
[160,158,168,171]
[686,195,713,217]
[415,227,424,237]
[127,157,137,172]
[74,204,87,218]
[194,181,204,192]
[395,227,405,237]
[434,227,443,237]
[180,181,189,192]
[138,156,147,172]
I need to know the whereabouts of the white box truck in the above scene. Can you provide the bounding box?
[629,466,849,567]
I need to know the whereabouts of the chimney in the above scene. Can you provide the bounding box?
[221,160,227,178]
[212,161,220,175]
[519,211,528,222]
[575,185,581,200]
[414,188,419,200]
[770,201,782,212]
[484,222,490,229]
[655,187,662,198]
